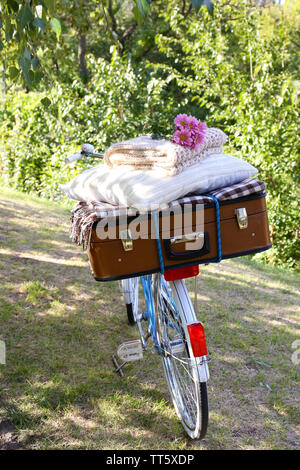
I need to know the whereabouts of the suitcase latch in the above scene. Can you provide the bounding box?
[120,229,133,251]
[235,207,248,229]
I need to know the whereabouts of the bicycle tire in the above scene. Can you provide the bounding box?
[154,274,209,440]
[126,303,136,325]
[121,278,139,325]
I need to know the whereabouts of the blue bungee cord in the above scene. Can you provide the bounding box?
[139,211,165,350]
[152,210,165,274]
[143,203,221,349]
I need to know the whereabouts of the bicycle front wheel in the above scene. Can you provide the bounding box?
[154,274,209,440]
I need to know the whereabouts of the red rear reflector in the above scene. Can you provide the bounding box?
[187,323,207,357]
[164,265,199,281]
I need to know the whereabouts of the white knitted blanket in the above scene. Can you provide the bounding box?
[104,128,227,176]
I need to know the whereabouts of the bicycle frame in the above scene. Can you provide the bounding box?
[140,275,157,347]
[135,274,182,356]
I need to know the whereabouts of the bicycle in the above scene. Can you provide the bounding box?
[66,145,210,440]
[119,274,209,440]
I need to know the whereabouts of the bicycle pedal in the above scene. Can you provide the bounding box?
[117,340,143,362]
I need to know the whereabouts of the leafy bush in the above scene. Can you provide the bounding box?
[153,2,300,269]
[0,50,181,200]
[0,2,299,270]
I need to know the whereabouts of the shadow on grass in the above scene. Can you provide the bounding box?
[0,249,183,448]
[0,192,299,449]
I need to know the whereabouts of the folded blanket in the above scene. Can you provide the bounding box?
[70,178,266,249]
[104,128,227,176]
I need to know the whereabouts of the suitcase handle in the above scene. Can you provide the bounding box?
[163,232,210,261]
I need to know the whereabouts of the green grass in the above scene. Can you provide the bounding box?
[0,186,299,449]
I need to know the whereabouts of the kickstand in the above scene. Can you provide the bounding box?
[112,354,126,377]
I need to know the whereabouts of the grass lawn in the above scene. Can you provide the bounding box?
[0,186,299,450]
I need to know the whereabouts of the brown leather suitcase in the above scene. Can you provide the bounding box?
[87,191,271,281]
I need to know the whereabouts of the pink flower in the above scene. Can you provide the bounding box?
[172,114,207,149]
[196,121,207,135]
[174,114,189,129]
[186,115,199,130]
[172,128,193,147]
[191,131,205,150]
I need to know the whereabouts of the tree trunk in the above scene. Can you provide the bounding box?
[78,31,89,82]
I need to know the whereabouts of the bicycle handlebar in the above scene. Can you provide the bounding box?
[65,144,104,165]
[65,152,82,164]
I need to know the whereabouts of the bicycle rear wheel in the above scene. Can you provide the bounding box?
[121,277,139,325]
[154,274,209,440]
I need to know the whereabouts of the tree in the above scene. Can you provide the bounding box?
[0,0,213,88]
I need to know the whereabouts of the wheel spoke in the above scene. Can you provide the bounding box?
[155,275,203,434]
